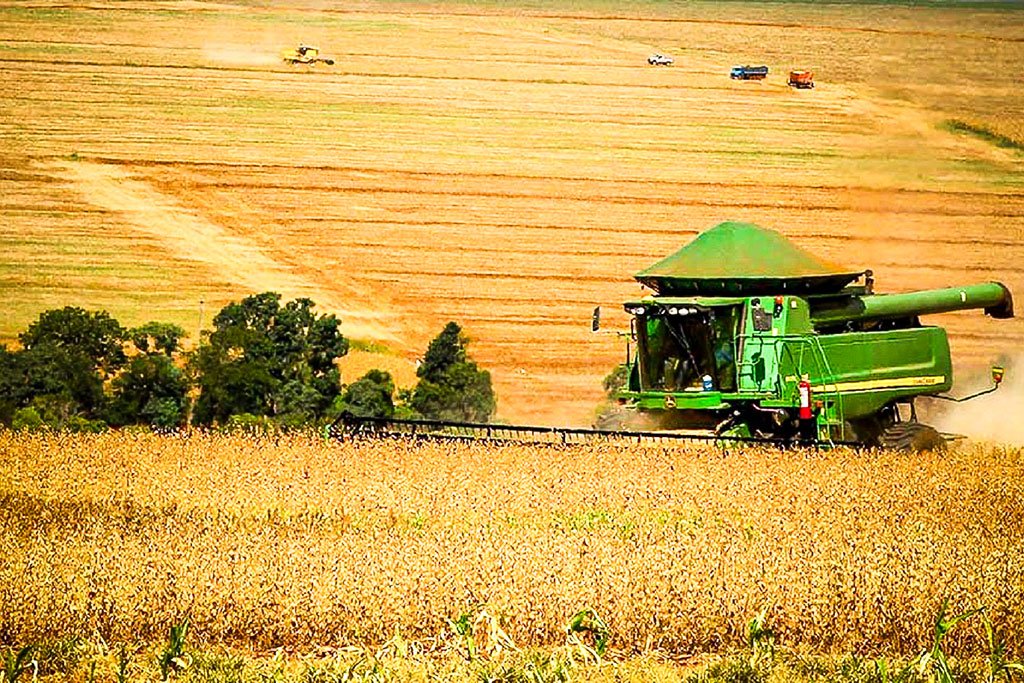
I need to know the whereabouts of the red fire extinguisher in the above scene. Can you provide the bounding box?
[798,376,812,420]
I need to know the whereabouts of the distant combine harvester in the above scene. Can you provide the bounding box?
[281,44,335,66]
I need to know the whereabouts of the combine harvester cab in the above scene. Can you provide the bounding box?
[617,221,1013,449]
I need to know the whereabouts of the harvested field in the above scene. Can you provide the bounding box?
[2,0,1023,424]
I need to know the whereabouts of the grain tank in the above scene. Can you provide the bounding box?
[616,221,1013,448]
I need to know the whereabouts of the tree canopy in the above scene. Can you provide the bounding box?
[0,300,498,432]
[190,292,349,425]
[130,322,186,357]
[7,307,128,426]
[334,369,396,419]
[19,306,127,373]
[107,353,188,429]
[410,322,495,422]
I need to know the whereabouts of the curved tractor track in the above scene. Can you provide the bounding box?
[57,160,406,346]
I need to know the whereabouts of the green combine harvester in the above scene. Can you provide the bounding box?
[615,221,1011,449]
[332,222,1012,449]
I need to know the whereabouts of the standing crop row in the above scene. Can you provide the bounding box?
[1,431,1022,657]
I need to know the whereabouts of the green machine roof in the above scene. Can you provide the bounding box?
[635,221,865,295]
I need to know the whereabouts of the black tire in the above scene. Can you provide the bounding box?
[878,422,946,452]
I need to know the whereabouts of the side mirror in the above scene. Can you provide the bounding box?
[992,365,1005,386]
[591,306,601,333]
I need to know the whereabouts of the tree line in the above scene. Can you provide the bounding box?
[0,292,495,431]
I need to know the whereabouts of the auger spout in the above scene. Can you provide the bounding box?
[810,282,1013,329]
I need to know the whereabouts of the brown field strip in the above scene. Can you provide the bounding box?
[2,1,1023,423]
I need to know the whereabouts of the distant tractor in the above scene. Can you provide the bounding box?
[648,54,674,66]
[788,70,815,88]
[730,65,769,80]
[281,45,335,66]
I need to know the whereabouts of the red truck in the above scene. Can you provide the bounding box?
[788,70,815,88]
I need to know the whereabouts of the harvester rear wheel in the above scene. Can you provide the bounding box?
[878,422,946,452]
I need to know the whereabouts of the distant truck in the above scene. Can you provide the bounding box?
[788,70,815,89]
[648,54,674,66]
[730,65,768,80]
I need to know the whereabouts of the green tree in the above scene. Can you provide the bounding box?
[190,292,349,425]
[106,354,188,428]
[275,379,325,427]
[189,345,277,424]
[334,369,396,419]
[0,309,196,429]
[20,306,126,375]
[6,307,129,425]
[11,406,44,431]
[418,322,465,384]
[410,323,495,422]
[130,322,186,357]
[0,346,22,425]
[15,340,107,424]
[103,321,189,428]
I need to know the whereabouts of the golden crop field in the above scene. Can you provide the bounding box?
[2,0,1024,426]
[2,431,1024,664]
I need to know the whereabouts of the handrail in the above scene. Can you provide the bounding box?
[735,332,847,442]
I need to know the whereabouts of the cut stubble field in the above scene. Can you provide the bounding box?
[2,0,1024,427]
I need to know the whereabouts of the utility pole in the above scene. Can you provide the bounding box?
[185,298,206,429]
[196,299,205,346]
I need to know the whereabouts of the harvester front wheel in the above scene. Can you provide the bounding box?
[878,422,946,452]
